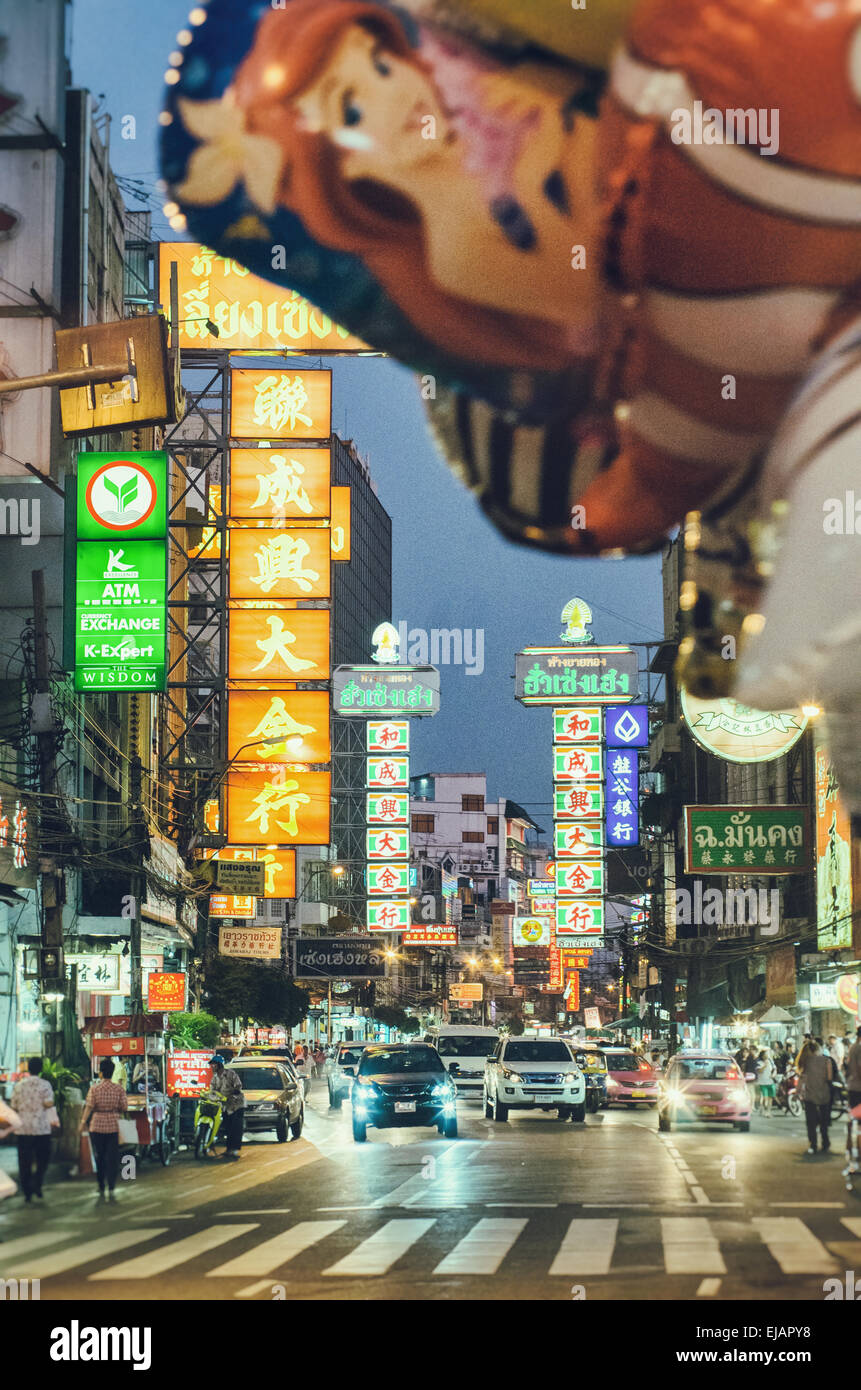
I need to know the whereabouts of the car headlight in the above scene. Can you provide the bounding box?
[730,1087,749,1104]
[665,1087,686,1105]
[354,1080,376,1094]
[562,1071,581,1083]
[256,1103,279,1112]
[432,1082,455,1099]
[607,1078,620,1090]
[502,1069,524,1083]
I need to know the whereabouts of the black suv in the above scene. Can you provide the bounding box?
[350,1043,458,1143]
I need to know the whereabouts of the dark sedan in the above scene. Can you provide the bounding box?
[350,1044,458,1143]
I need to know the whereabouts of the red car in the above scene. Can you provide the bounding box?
[600,1047,659,1107]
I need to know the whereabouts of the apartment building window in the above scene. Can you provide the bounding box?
[412,813,435,833]
[487,817,499,835]
[462,830,485,843]
[462,794,484,811]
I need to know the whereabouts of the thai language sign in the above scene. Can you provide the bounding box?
[684,806,812,875]
[515,648,638,705]
[293,936,387,978]
[218,926,282,958]
[334,665,440,717]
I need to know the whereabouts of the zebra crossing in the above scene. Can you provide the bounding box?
[3,1212,860,1287]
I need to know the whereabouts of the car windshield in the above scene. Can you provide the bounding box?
[339,1049,366,1068]
[677,1059,741,1081]
[437,1037,498,1058]
[605,1053,649,1071]
[359,1047,443,1076]
[504,1042,572,1063]
[574,1051,607,1073]
[232,1066,284,1089]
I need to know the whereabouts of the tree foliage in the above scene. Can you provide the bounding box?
[202,956,310,1029]
[167,1011,221,1050]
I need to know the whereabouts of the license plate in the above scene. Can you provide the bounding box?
[394,1101,416,1113]
[699,1105,718,1115]
[631,1090,646,1098]
[533,1094,556,1104]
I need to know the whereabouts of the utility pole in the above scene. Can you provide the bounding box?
[32,570,65,1058]
[127,695,149,1014]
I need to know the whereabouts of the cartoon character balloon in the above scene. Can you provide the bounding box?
[160,0,861,799]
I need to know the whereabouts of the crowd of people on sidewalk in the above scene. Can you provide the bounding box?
[729,1027,861,1155]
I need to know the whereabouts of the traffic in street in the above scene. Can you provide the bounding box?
[3,1068,859,1303]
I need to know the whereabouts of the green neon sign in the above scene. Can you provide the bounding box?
[76,451,167,540]
[70,453,169,692]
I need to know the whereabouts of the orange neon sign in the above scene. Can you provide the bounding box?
[230,447,332,521]
[228,607,330,682]
[158,243,369,355]
[228,690,331,765]
[226,768,331,846]
[229,527,331,600]
[230,368,332,441]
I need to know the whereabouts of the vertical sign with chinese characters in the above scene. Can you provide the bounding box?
[224,370,336,915]
[553,707,606,956]
[366,721,411,931]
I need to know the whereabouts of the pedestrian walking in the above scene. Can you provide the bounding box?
[208,1054,245,1160]
[797,1039,834,1155]
[79,1058,129,1202]
[845,1025,861,1112]
[756,1049,777,1115]
[9,1057,57,1204]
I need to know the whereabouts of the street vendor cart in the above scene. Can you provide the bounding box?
[82,1014,177,1166]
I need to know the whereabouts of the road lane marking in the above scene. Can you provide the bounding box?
[769,1202,845,1209]
[662,1218,726,1275]
[207,1221,346,1277]
[0,1230,87,1265]
[322,1219,435,1276]
[6,1229,168,1279]
[752,1217,840,1274]
[549,1219,618,1276]
[697,1278,722,1296]
[89,1224,258,1280]
[433,1219,527,1276]
[842,1217,861,1236]
[692,1188,709,1205]
[215,1209,292,1216]
[485,1202,558,1208]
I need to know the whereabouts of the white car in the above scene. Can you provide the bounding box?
[483,1037,586,1122]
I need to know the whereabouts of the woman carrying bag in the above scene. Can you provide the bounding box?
[79,1058,129,1202]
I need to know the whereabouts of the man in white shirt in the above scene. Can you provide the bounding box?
[10,1057,55,1203]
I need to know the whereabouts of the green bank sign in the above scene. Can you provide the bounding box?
[68,453,169,691]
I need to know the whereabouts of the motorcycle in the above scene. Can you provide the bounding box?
[775,1068,802,1118]
[193,1094,224,1158]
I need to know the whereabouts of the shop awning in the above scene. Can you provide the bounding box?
[82,1013,166,1035]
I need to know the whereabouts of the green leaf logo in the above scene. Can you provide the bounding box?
[118,475,138,513]
[104,475,120,505]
